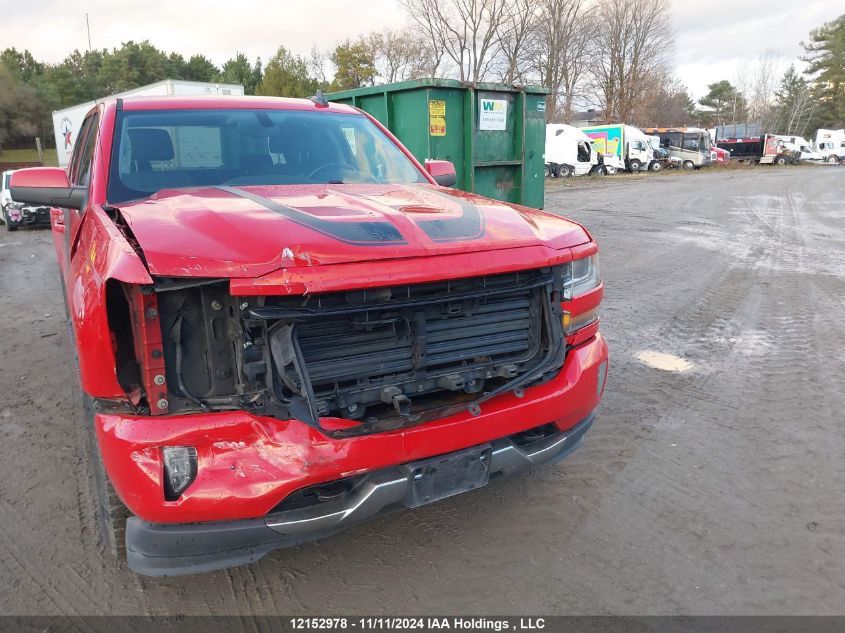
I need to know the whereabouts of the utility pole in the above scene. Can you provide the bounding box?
[86,13,92,52]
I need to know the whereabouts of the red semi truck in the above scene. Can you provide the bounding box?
[10,95,608,576]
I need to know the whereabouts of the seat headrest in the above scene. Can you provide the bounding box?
[127,128,175,161]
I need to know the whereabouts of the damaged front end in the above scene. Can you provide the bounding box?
[111,267,568,437]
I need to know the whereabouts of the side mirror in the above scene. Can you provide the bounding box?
[424,159,457,187]
[10,167,86,210]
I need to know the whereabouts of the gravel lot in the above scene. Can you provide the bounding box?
[1,166,843,616]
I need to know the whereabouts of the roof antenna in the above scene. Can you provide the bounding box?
[310,89,329,108]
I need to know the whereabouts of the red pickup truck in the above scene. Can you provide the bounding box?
[11,95,607,576]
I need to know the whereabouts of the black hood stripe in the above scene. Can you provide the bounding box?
[218,186,407,246]
[415,188,486,243]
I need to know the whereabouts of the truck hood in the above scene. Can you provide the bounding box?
[116,184,589,278]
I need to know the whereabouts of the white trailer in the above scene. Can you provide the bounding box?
[52,79,245,168]
[544,124,599,177]
[813,129,845,164]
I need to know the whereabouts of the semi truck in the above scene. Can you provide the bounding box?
[813,129,845,164]
[545,124,599,177]
[580,124,652,173]
[774,135,825,162]
[52,79,245,168]
[643,127,712,169]
[716,134,798,165]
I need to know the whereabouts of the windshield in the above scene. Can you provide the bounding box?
[107,108,427,203]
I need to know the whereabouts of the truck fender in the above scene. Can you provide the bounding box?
[67,206,153,399]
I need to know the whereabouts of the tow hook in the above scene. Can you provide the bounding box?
[380,386,412,416]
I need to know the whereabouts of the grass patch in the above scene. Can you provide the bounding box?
[0,148,59,166]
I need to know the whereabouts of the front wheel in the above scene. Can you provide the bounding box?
[829,155,840,165]
[4,209,18,231]
[556,164,572,178]
[650,161,663,172]
[628,159,641,172]
[682,160,694,170]
[86,395,129,559]
[63,284,128,559]
[775,156,787,166]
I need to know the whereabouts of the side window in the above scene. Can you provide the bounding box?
[68,115,94,184]
[74,114,100,187]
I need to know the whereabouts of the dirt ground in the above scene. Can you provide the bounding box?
[0,166,843,616]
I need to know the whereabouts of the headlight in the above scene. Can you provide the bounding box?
[162,446,198,500]
[564,254,601,299]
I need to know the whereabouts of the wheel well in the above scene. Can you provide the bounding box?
[105,280,141,396]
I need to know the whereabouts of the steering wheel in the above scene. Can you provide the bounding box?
[306,163,357,181]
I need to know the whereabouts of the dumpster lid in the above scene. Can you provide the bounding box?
[327,78,549,100]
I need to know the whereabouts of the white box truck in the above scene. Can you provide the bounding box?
[52,79,245,168]
[544,124,599,178]
[813,129,845,164]
[580,124,653,173]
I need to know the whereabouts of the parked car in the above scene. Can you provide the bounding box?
[1,169,50,230]
[10,95,608,577]
[1,170,13,224]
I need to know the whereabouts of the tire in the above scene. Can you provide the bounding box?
[3,208,17,231]
[628,159,641,172]
[544,164,553,178]
[556,164,572,178]
[85,394,129,559]
[828,155,840,165]
[682,160,694,170]
[650,160,662,172]
[62,280,128,559]
[775,156,787,166]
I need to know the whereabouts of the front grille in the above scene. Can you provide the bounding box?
[256,267,562,424]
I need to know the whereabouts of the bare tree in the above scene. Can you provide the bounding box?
[308,45,331,86]
[589,0,673,122]
[741,52,784,130]
[369,28,441,83]
[494,0,536,83]
[529,0,593,122]
[402,0,508,82]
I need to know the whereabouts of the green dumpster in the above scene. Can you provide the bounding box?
[327,78,549,209]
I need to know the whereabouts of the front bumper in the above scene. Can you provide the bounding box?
[126,413,594,576]
[96,333,607,525]
[6,205,50,225]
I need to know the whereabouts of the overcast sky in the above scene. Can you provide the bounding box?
[3,0,842,100]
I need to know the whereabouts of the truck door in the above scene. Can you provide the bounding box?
[56,111,99,277]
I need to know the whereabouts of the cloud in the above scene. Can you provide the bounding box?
[3,0,406,65]
[3,0,842,101]
[669,0,843,97]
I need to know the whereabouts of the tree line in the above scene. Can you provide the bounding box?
[1,2,842,151]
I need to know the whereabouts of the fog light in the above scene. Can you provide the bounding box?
[162,446,197,500]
